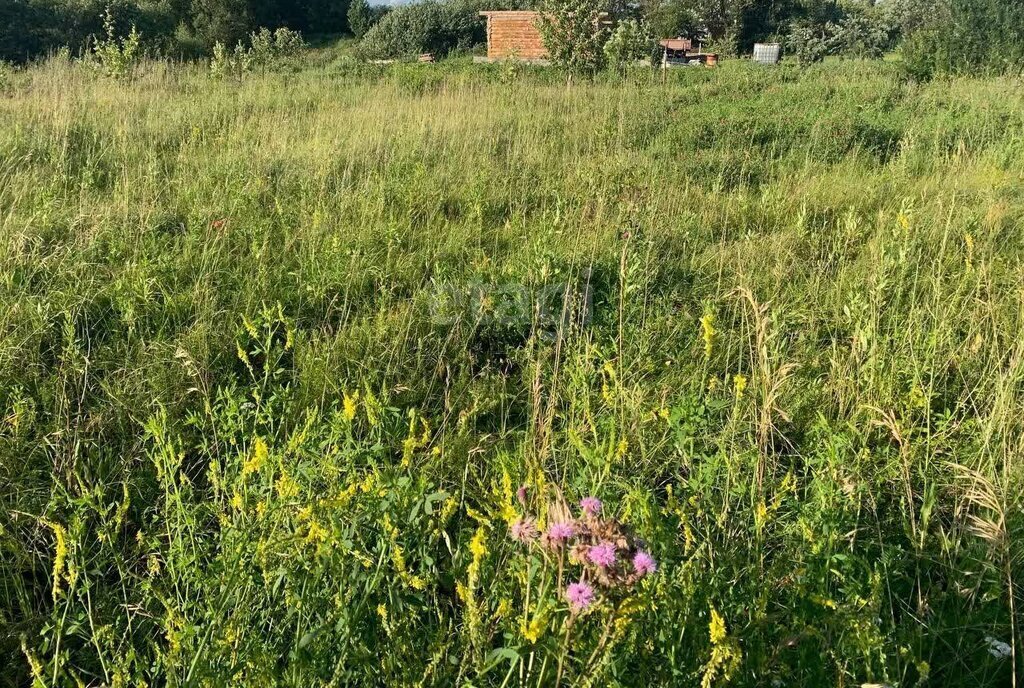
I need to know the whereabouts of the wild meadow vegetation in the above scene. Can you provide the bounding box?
[1,52,1024,687]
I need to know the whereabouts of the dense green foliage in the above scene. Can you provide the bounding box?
[208,27,306,79]
[347,0,373,39]
[901,0,1024,79]
[603,19,656,72]
[783,1,897,64]
[4,0,1024,76]
[355,0,486,60]
[0,0,346,61]
[1,55,1022,687]
[537,0,612,73]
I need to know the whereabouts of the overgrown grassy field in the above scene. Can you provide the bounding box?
[1,56,1023,687]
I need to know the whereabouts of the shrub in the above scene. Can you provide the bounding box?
[87,7,142,79]
[785,5,894,65]
[209,39,252,78]
[210,27,305,79]
[248,27,306,67]
[786,23,842,64]
[348,0,373,38]
[901,0,1024,78]
[356,1,484,60]
[837,10,895,59]
[537,0,613,75]
[603,18,655,73]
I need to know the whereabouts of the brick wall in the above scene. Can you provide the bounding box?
[480,11,548,60]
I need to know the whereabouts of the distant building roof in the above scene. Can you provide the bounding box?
[479,10,540,18]
[659,38,692,51]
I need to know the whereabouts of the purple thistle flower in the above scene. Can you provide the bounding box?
[632,550,657,577]
[565,581,595,612]
[545,521,576,543]
[579,496,602,517]
[516,485,528,506]
[587,541,617,568]
[510,518,538,543]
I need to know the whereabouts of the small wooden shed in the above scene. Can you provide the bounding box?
[479,11,548,61]
[658,37,718,67]
[659,38,692,59]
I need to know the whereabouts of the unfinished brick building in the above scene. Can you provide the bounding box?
[479,11,548,61]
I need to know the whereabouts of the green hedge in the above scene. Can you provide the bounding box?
[902,0,1024,78]
[355,0,486,60]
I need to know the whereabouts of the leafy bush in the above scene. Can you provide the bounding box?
[248,27,305,66]
[537,0,612,75]
[645,0,701,47]
[210,27,305,78]
[603,18,655,72]
[901,0,1024,79]
[86,7,142,79]
[786,23,841,64]
[785,4,894,65]
[348,0,373,38]
[209,39,252,78]
[356,1,484,60]
[838,9,895,59]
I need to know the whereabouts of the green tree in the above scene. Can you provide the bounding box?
[603,18,654,71]
[901,0,1024,78]
[639,0,798,53]
[190,0,255,46]
[355,0,483,60]
[348,0,371,37]
[88,5,142,77]
[643,0,700,42]
[537,0,612,75]
[0,0,50,60]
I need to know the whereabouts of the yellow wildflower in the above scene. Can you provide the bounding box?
[498,471,518,525]
[456,581,470,604]
[360,473,376,494]
[391,543,407,574]
[709,607,727,644]
[700,312,716,358]
[469,527,488,559]
[363,387,381,426]
[44,520,69,601]
[466,506,491,526]
[733,374,747,399]
[436,496,458,533]
[21,639,45,683]
[275,470,300,499]
[754,500,768,531]
[519,612,546,643]
[703,607,742,688]
[342,390,359,422]
[243,437,268,477]
[306,520,328,545]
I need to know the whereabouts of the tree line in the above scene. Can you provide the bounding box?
[0,0,349,61]
[2,0,1022,77]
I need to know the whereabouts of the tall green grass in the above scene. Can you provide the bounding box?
[1,57,1022,686]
